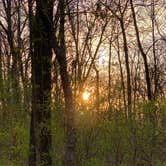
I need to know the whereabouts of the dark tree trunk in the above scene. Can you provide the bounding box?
[29,0,53,165]
[116,32,127,118]
[130,0,152,101]
[0,35,4,110]
[52,0,76,165]
[56,47,76,166]
[120,19,132,118]
[94,65,100,112]
[151,0,158,99]
[28,0,36,165]
[0,35,2,86]
[108,41,112,107]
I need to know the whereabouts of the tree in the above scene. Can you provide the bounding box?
[105,0,132,118]
[29,0,53,165]
[52,0,76,165]
[129,0,152,101]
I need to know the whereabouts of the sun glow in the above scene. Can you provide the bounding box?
[82,91,90,101]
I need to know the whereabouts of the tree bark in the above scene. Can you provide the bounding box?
[28,1,36,165]
[29,0,53,165]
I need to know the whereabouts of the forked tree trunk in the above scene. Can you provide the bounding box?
[52,0,76,165]
[130,0,152,101]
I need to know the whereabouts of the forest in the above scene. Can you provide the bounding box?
[0,0,166,165]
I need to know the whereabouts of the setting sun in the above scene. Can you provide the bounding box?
[82,92,90,101]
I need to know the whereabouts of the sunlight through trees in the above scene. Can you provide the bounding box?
[0,0,165,165]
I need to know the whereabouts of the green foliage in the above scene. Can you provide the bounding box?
[0,120,29,165]
[52,104,65,166]
[0,89,165,166]
[74,102,166,166]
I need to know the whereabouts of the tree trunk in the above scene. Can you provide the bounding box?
[94,65,100,112]
[108,41,112,106]
[28,0,36,165]
[130,0,152,101]
[52,0,76,165]
[29,0,53,165]
[120,19,132,118]
[0,35,4,111]
[56,47,76,166]
[151,0,158,99]
[116,32,127,118]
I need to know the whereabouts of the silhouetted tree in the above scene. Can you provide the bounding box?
[29,0,53,165]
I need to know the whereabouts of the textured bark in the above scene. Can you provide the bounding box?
[29,0,53,165]
[28,0,36,165]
